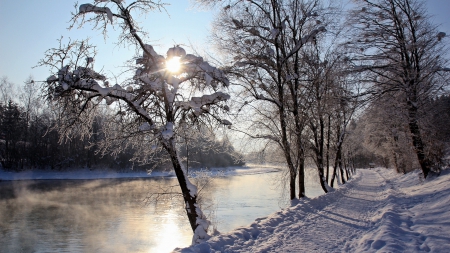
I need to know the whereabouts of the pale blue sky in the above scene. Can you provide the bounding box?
[0,0,449,87]
[0,0,215,86]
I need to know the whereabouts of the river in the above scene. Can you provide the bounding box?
[0,167,323,252]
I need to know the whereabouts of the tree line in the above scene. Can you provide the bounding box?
[0,77,244,172]
[205,0,449,199]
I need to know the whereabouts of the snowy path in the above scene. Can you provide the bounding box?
[265,169,385,252]
[176,168,450,253]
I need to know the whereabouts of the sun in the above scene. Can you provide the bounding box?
[166,57,182,73]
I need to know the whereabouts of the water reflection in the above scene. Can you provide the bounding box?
[0,170,322,253]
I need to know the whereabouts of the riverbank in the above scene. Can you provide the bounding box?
[0,164,281,181]
[175,167,450,252]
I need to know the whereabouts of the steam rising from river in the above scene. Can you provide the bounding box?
[0,167,323,252]
[0,179,192,252]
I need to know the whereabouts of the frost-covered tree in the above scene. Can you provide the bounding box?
[0,77,15,105]
[39,0,231,243]
[347,0,450,177]
[207,0,332,198]
[362,95,419,173]
[328,75,357,186]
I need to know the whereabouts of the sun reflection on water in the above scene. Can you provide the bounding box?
[150,209,191,253]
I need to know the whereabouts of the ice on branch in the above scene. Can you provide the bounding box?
[175,92,230,116]
[266,47,275,56]
[248,27,260,36]
[167,46,186,58]
[143,44,159,58]
[261,135,278,141]
[271,28,280,39]
[79,4,114,24]
[47,75,58,84]
[221,119,232,125]
[191,92,230,106]
[434,67,450,72]
[351,65,371,72]
[161,122,174,140]
[138,122,153,132]
[306,11,319,18]
[62,82,70,90]
[232,19,243,29]
[286,73,299,81]
[285,26,326,59]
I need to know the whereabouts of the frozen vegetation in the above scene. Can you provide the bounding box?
[175,168,450,253]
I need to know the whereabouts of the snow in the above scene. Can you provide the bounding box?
[270,28,279,39]
[139,122,153,131]
[167,46,187,58]
[79,4,113,24]
[284,26,326,60]
[437,32,446,41]
[221,119,232,126]
[46,75,58,84]
[174,168,450,252]
[161,122,174,140]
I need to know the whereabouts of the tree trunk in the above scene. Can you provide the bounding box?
[163,140,208,243]
[278,69,296,199]
[330,154,338,188]
[289,164,296,200]
[298,154,305,198]
[318,118,328,193]
[408,105,430,178]
[338,148,346,184]
[344,154,350,180]
[326,114,331,184]
[280,117,297,199]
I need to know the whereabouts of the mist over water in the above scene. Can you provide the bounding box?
[0,169,323,253]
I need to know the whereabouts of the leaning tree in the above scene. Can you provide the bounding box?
[39,0,231,243]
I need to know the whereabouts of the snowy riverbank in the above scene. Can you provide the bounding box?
[175,168,450,253]
[0,164,281,181]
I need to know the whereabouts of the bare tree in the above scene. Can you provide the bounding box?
[209,0,328,199]
[38,0,231,243]
[347,0,450,178]
[356,90,421,174]
[0,77,15,105]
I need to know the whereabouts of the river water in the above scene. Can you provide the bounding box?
[0,168,322,253]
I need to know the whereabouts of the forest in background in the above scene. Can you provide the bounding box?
[0,76,244,171]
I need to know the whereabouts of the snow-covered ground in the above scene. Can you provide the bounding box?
[0,165,280,181]
[175,168,450,253]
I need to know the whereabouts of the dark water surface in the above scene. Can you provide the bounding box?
[0,170,322,253]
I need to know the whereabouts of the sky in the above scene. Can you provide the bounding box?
[0,0,216,87]
[1,0,450,88]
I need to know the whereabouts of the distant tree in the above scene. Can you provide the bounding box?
[179,127,244,170]
[39,1,230,243]
[0,100,26,170]
[360,95,419,173]
[0,77,15,105]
